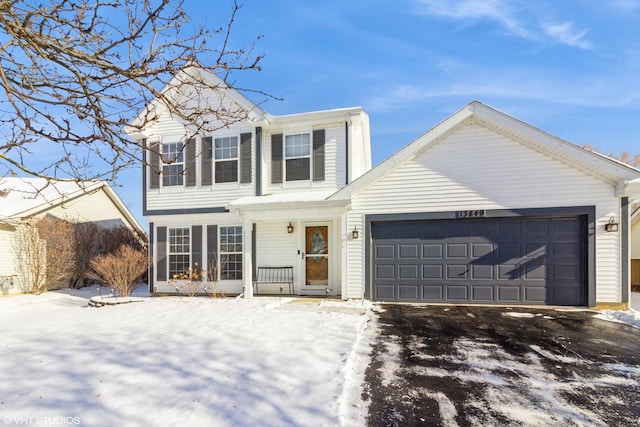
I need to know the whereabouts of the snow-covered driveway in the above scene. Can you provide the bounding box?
[0,289,374,426]
[365,304,640,427]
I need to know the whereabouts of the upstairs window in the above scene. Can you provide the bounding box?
[214,136,239,183]
[162,142,184,187]
[284,133,311,181]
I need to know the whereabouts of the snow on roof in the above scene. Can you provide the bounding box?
[228,190,338,207]
[0,177,101,219]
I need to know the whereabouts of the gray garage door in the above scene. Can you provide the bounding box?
[371,216,586,305]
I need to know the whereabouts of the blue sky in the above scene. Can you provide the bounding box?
[118,0,640,225]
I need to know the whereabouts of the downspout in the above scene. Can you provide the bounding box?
[345,121,349,185]
[622,197,630,305]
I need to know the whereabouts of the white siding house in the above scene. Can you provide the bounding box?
[130,68,640,307]
[0,178,144,294]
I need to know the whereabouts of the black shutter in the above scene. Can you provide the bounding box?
[192,225,202,271]
[271,134,283,184]
[207,225,218,281]
[186,138,196,187]
[313,129,325,181]
[157,226,167,281]
[149,141,160,189]
[240,132,252,183]
[201,137,212,186]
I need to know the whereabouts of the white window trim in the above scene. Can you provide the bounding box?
[284,132,312,182]
[213,135,240,184]
[161,142,185,187]
[219,225,243,281]
[168,227,191,279]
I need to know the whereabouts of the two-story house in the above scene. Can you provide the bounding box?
[129,66,640,307]
[127,66,371,297]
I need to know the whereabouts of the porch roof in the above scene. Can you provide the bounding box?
[226,190,349,214]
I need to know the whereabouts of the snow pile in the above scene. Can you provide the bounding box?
[0,288,375,426]
[595,292,640,328]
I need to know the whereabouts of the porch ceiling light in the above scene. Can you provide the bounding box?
[352,226,359,239]
[604,217,619,232]
[287,222,294,233]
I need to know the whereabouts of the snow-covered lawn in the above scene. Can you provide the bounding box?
[0,288,374,427]
[2,287,639,427]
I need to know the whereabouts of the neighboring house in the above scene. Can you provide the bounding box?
[129,66,640,307]
[632,207,640,288]
[0,178,145,294]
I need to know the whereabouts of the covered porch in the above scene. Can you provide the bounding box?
[227,191,351,298]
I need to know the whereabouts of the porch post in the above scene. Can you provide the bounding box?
[243,215,254,298]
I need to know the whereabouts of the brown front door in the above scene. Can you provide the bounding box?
[305,225,328,286]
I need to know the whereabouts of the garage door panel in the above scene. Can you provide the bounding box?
[553,241,580,257]
[375,284,396,300]
[552,218,580,234]
[472,243,494,258]
[498,264,520,280]
[447,243,468,258]
[375,244,395,259]
[498,242,522,263]
[375,265,395,280]
[446,285,468,300]
[497,286,521,302]
[399,244,419,259]
[447,264,469,279]
[525,219,549,236]
[371,215,585,305]
[398,285,419,300]
[472,265,494,279]
[399,264,419,279]
[471,286,494,301]
[423,265,443,279]
[422,244,443,258]
[422,285,444,300]
[523,259,546,280]
[552,264,579,280]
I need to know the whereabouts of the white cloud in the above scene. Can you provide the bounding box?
[412,0,593,49]
[541,22,592,49]
[413,0,531,38]
[610,0,640,11]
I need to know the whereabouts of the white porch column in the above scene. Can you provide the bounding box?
[243,215,254,298]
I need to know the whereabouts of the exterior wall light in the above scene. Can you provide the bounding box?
[604,217,619,232]
[352,226,359,239]
[287,222,294,233]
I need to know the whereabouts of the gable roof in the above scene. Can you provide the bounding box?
[0,178,144,235]
[330,101,640,200]
[125,65,268,139]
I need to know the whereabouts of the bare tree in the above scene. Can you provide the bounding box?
[12,219,47,293]
[0,0,267,183]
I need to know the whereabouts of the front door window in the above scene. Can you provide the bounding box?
[305,225,328,286]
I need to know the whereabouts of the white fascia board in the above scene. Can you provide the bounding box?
[268,107,367,130]
[616,178,640,197]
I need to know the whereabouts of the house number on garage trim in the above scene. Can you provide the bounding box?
[457,210,486,218]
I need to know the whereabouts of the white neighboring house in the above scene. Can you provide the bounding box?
[0,178,145,294]
[129,66,640,308]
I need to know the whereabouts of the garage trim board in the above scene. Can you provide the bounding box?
[365,207,596,306]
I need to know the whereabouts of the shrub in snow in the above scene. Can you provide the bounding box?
[89,245,148,297]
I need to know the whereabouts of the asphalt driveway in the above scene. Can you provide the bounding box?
[364,305,640,427]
